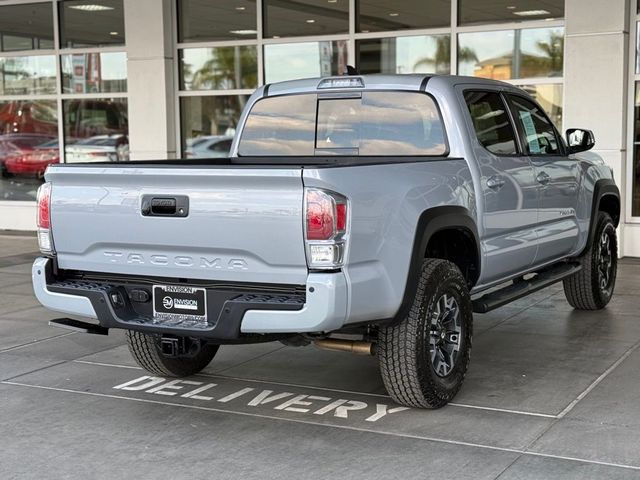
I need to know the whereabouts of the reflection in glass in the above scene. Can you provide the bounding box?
[179,0,257,42]
[239,94,316,156]
[180,95,248,157]
[356,0,450,33]
[0,100,58,200]
[239,92,446,156]
[519,84,563,129]
[0,56,56,95]
[63,98,129,163]
[62,52,127,94]
[264,0,348,38]
[264,41,348,83]
[633,83,640,216]
[464,91,517,155]
[0,3,54,52]
[180,47,257,91]
[458,27,564,80]
[357,35,451,75]
[59,0,125,48]
[459,0,564,25]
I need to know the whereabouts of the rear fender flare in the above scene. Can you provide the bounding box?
[390,206,480,325]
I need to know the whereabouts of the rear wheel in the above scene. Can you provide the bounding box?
[125,331,219,377]
[378,259,473,409]
[563,211,617,310]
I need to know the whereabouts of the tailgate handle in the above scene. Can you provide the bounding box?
[141,195,189,217]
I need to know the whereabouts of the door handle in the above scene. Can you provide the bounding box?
[536,172,550,185]
[486,175,506,190]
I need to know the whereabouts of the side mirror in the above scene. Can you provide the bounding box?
[566,128,595,154]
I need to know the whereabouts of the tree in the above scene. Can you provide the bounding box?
[413,36,478,74]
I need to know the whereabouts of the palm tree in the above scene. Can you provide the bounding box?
[535,31,564,76]
[190,47,257,90]
[413,36,478,74]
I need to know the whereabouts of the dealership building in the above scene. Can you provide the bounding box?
[0,0,639,257]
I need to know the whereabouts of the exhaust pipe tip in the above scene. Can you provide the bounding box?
[313,338,376,356]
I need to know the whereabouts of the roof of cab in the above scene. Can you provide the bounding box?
[263,74,519,97]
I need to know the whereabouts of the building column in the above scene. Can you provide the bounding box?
[563,0,633,255]
[123,0,176,160]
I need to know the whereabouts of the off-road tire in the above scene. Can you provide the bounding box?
[378,259,473,409]
[563,211,617,310]
[126,331,219,377]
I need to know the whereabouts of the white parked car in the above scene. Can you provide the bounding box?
[65,135,129,163]
[185,136,233,159]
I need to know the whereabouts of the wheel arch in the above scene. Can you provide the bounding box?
[582,179,620,255]
[390,206,480,325]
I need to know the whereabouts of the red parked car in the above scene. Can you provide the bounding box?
[4,139,60,177]
[0,134,57,178]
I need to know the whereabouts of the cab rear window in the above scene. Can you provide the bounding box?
[238,91,447,156]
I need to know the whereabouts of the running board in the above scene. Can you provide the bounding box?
[49,318,109,335]
[472,263,581,313]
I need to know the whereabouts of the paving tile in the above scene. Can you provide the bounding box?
[494,306,640,343]
[0,318,71,351]
[529,419,640,469]
[220,344,385,394]
[498,454,640,480]
[454,330,633,415]
[562,349,640,428]
[3,329,126,362]
[0,382,520,480]
[8,361,554,451]
[81,341,287,375]
[0,292,41,315]
[0,353,65,381]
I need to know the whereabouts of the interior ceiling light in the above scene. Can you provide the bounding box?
[306,19,316,23]
[109,31,118,35]
[235,6,246,10]
[328,0,338,3]
[388,12,399,16]
[68,4,114,11]
[513,9,550,16]
[506,5,516,9]
[230,29,257,35]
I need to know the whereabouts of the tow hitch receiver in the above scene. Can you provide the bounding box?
[160,336,202,357]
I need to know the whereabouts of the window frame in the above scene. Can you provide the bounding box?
[504,91,566,157]
[462,88,523,157]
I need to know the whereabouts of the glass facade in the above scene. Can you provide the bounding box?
[0,3,54,52]
[458,27,564,80]
[264,41,348,83]
[177,0,565,156]
[356,0,450,33]
[357,35,451,75]
[0,1,128,202]
[458,0,564,26]
[59,0,125,48]
[180,95,248,157]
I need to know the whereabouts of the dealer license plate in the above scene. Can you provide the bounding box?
[153,285,207,324]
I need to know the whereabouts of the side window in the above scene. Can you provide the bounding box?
[464,91,518,155]
[507,95,560,155]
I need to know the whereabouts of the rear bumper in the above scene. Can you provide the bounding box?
[32,257,347,340]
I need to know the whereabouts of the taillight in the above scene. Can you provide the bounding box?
[36,182,55,255]
[304,188,348,269]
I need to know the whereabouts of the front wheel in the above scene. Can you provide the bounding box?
[378,259,473,409]
[563,211,617,310]
[126,331,219,377]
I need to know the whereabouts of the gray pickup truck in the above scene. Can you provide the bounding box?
[32,74,620,409]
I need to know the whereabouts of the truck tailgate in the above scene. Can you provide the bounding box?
[46,165,308,285]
